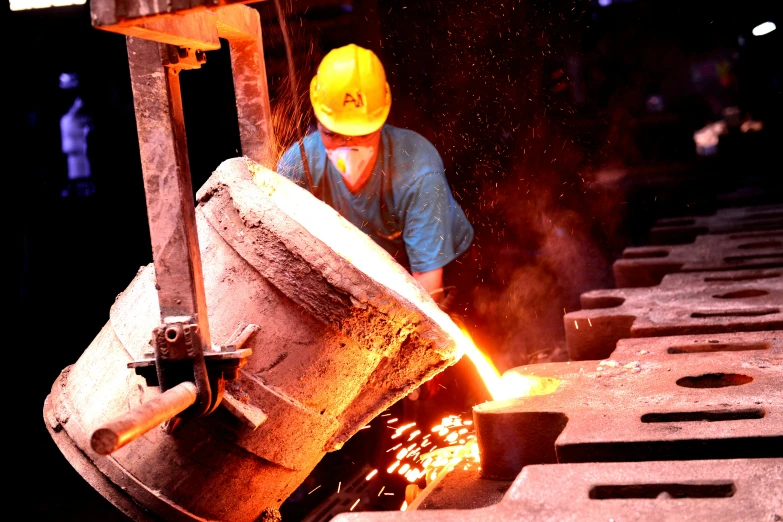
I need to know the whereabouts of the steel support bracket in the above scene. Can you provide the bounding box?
[128,319,255,417]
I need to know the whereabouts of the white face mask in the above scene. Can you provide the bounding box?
[326,145,375,187]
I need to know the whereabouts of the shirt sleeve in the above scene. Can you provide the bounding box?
[400,172,461,273]
[276,143,306,188]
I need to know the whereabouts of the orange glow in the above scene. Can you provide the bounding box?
[454,328,561,401]
[453,328,508,400]
[391,422,416,439]
[251,162,563,496]
[380,330,562,489]
[252,161,553,402]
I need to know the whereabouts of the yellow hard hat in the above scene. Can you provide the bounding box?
[310,44,392,136]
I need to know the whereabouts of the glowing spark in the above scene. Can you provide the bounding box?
[384,493,394,496]
[387,461,400,473]
[387,418,399,423]
[408,430,421,441]
[308,485,321,494]
[401,501,408,511]
[391,422,416,439]
[387,443,402,452]
[365,469,378,481]
[753,21,776,36]
[350,499,360,511]
[337,482,341,493]
[588,318,592,327]
[575,320,579,330]
[378,486,385,496]
[398,463,411,475]
[360,425,371,430]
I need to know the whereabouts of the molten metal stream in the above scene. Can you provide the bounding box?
[447,327,560,401]
[454,329,506,400]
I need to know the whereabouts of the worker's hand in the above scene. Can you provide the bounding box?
[429,286,457,314]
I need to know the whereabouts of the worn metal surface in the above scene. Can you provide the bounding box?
[106,7,274,167]
[127,36,216,419]
[410,465,512,512]
[90,0,258,30]
[216,5,275,168]
[43,158,460,522]
[614,230,783,287]
[649,204,783,245]
[128,35,211,340]
[330,459,783,522]
[472,331,782,480]
[90,381,198,455]
[93,3,275,448]
[564,268,783,360]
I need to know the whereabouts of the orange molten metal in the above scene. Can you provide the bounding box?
[454,328,560,401]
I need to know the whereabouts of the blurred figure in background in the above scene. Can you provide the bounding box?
[58,72,95,198]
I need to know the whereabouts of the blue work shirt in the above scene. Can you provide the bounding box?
[276,124,474,273]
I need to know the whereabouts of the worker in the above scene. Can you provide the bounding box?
[276,43,474,310]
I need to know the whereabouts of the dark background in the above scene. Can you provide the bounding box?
[7,0,780,520]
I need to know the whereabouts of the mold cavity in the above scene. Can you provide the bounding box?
[736,240,782,249]
[499,373,561,398]
[589,482,736,500]
[704,272,780,282]
[641,408,765,423]
[691,309,779,318]
[582,296,626,309]
[657,219,695,227]
[712,289,769,299]
[676,373,753,388]
[724,253,783,262]
[623,250,670,259]
[667,342,770,354]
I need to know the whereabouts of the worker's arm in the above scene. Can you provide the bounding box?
[412,267,443,295]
